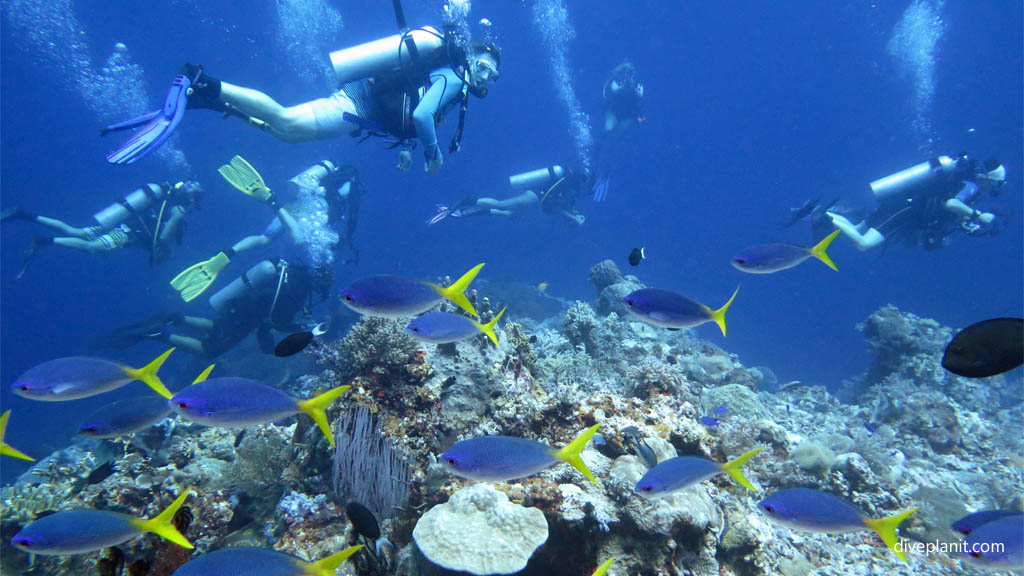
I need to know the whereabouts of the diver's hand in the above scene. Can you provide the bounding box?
[977,211,995,224]
[425,148,443,174]
[397,150,412,172]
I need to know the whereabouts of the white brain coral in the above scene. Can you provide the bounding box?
[413,483,549,574]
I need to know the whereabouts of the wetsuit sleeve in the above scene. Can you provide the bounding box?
[262,216,284,238]
[412,67,465,157]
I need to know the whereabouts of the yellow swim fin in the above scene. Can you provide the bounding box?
[296,385,351,447]
[863,507,918,563]
[218,155,272,202]
[131,489,194,549]
[430,263,484,317]
[472,306,507,347]
[304,545,364,576]
[719,447,762,490]
[554,423,602,484]
[707,285,740,337]
[809,229,841,271]
[170,251,232,302]
[0,410,35,462]
[125,348,175,399]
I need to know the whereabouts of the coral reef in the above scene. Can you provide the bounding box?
[3,261,1021,576]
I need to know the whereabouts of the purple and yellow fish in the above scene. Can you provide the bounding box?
[170,545,363,576]
[11,490,193,555]
[339,263,484,318]
[442,424,601,484]
[0,410,34,461]
[623,287,739,336]
[11,348,175,401]
[407,307,506,347]
[731,229,840,274]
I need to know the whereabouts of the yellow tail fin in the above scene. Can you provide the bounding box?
[433,263,484,317]
[592,556,618,576]
[554,424,602,484]
[296,385,351,447]
[192,364,215,384]
[0,410,35,462]
[132,489,194,549]
[708,286,740,337]
[863,507,918,563]
[719,447,761,491]
[304,545,364,576]
[810,229,841,271]
[472,307,507,347]
[126,348,175,399]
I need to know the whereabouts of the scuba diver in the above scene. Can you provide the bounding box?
[102,2,501,175]
[592,62,644,202]
[822,155,1006,251]
[97,160,361,359]
[1,180,203,279]
[429,165,589,226]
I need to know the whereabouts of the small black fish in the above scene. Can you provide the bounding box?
[274,322,328,358]
[346,501,391,557]
[942,318,1023,378]
[628,247,645,267]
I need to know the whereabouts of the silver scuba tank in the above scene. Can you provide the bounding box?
[92,183,167,230]
[209,260,280,313]
[330,26,444,86]
[286,161,336,197]
[509,166,565,190]
[870,155,957,201]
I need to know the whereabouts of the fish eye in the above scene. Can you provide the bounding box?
[82,426,96,433]
[14,538,30,547]
[17,385,28,391]
[177,401,189,409]
[446,457,457,465]
[626,299,635,307]
[736,258,746,264]
[763,504,775,513]
[969,551,982,558]
[412,327,419,332]
[641,485,652,492]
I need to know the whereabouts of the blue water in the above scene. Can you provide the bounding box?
[1,0,1021,486]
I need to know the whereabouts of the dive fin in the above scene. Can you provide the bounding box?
[170,251,231,302]
[554,423,602,484]
[431,263,484,317]
[296,385,351,447]
[591,557,618,576]
[131,489,194,549]
[472,306,507,347]
[101,110,161,136]
[106,74,190,165]
[218,155,272,202]
[125,348,175,399]
[809,229,841,271]
[862,507,918,563]
[708,286,740,337]
[719,447,761,490]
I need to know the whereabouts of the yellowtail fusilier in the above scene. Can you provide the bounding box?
[10,348,176,401]
[635,448,762,498]
[962,515,1023,570]
[731,229,841,274]
[339,263,484,318]
[758,488,918,562]
[78,396,173,438]
[406,307,507,347]
[11,489,193,555]
[441,424,601,483]
[623,287,740,336]
[169,373,350,447]
[170,545,363,576]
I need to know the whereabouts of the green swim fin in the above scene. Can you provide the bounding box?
[170,252,231,302]
[218,155,273,203]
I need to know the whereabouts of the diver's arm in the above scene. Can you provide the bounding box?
[230,234,272,254]
[158,206,187,243]
[413,67,465,170]
[272,206,304,245]
[944,182,994,223]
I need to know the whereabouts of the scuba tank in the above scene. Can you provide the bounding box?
[286,161,336,196]
[870,155,957,202]
[209,260,281,313]
[93,183,167,230]
[330,26,444,86]
[509,166,565,191]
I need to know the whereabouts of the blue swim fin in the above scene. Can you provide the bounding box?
[105,74,190,165]
[592,175,611,202]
